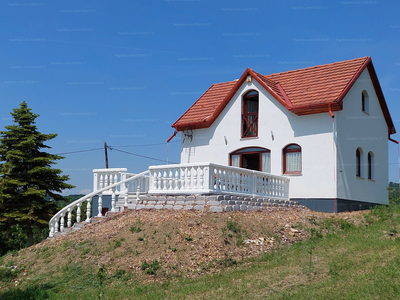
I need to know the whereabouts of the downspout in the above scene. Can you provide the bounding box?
[329,104,337,213]
[167,129,178,143]
[166,129,178,165]
[389,135,399,144]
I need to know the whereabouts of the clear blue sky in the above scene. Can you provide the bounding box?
[0,0,399,195]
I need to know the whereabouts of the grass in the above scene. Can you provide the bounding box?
[2,205,400,299]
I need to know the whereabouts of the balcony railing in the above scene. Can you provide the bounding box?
[149,162,289,199]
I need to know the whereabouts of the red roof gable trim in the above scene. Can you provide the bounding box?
[172,57,396,136]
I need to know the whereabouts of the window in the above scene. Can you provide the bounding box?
[230,147,270,173]
[356,147,363,177]
[283,144,301,174]
[362,90,369,114]
[242,90,259,137]
[368,151,374,180]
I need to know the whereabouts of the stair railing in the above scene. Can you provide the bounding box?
[48,170,150,237]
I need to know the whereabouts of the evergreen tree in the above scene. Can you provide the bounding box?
[0,101,74,246]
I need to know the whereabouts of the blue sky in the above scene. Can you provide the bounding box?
[0,0,399,195]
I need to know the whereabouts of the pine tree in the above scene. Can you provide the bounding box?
[0,101,75,246]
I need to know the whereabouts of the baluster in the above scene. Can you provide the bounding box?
[193,167,197,189]
[100,174,104,188]
[174,169,179,190]
[86,198,92,222]
[228,171,233,192]
[187,168,191,190]
[60,213,65,232]
[169,169,173,190]
[162,170,167,190]
[199,167,204,189]
[124,182,129,207]
[67,208,72,227]
[55,217,59,233]
[136,186,140,199]
[49,222,54,237]
[181,168,185,190]
[215,169,220,192]
[77,203,81,223]
[153,171,158,190]
[114,173,118,186]
[98,194,103,217]
[111,187,116,212]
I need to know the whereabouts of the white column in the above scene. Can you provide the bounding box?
[77,203,81,223]
[97,194,103,217]
[86,198,92,222]
[111,187,116,212]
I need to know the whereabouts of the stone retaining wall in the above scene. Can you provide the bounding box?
[116,194,305,212]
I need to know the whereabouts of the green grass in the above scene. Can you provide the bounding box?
[2,205,400,299]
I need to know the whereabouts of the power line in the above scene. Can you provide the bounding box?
[111,140,180,148]
[53,140,180,156]
[111,148,178,164]
[55,148,103,155]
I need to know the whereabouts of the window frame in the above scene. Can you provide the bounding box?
[282,144,302,175]
[241,90,259,138]
[229,147,271,173]
[356,147,363,178]
[368,151,374,180]
[362,90,369,114]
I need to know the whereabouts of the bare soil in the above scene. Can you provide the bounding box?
[4,207,367,284]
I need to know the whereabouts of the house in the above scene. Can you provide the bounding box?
[48,57,398,238]
[169,57,397,213]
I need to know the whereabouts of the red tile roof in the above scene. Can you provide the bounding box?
[172,57,396,135]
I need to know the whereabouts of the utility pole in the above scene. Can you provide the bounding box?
[104,142,109,169]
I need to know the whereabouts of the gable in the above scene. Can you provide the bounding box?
[172,57,396,136]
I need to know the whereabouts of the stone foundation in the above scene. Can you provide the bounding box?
[115,194,304,212]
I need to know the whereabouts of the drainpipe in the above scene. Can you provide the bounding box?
[329,104,337,213]
[389,135,399,144]
[167,129,178,143]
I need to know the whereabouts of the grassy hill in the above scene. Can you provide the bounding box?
[1,205,400,299]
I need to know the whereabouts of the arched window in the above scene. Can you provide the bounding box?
[368,151,374,180]
[242,90,259,137]
[283,144,301,174]
[356,147,363,177]
[362,90,369,114]
[230,147,270,173]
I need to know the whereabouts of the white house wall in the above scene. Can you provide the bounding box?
[335,69,389,205]
[180,79,337,199]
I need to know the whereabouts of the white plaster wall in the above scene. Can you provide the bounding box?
[180,79,336,199]
[335,69,389,204]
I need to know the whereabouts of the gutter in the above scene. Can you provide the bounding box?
[389,135,399,144]
[167,129,178,143]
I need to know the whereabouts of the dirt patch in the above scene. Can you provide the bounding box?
[3,207,367,284]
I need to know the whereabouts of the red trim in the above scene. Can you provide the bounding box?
[389,136,399,144]
[172,57,396,138]
[167,130,178,143]
[241,90,259,137]
[276,83,293,108]
[283,144,302,175]
[337,57,371,105]
[367,61,396,135]
[230,147,270,172]
[328,104,335,118]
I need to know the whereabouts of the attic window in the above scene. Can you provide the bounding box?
[242,90,259,138]
[362,90,369,114]
[356,147,363,178]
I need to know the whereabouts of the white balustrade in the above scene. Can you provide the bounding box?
[149,162,289,199]
[49,170,150,237]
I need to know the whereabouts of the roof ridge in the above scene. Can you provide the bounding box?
[265,56,369,77]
